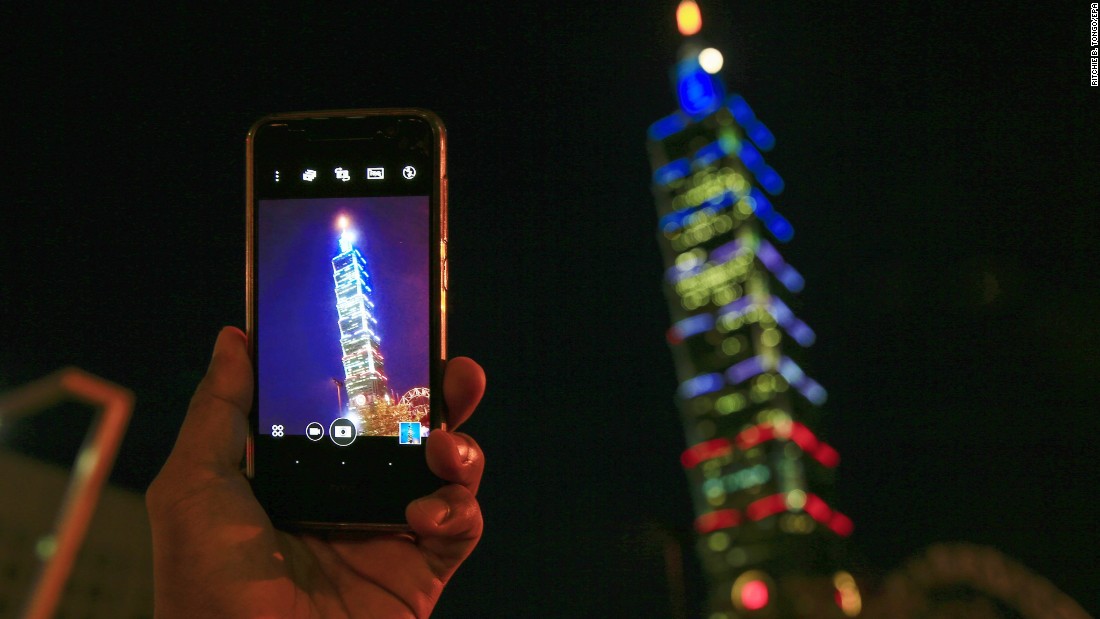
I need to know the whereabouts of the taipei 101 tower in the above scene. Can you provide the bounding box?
[648,3,860,616]
[332,215,394,434]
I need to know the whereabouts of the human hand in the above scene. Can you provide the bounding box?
[145,327,485,618]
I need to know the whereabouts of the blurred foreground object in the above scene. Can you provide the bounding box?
[0,369,140,619]
[862,543,1093,619]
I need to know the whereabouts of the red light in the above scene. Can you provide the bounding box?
[828,512,855,537]
[803,493,832,522]
[741,579,769,610]
[680,438,732,468]
[745,493,787,521]
[694,509,741,534]
[730,422,840,469]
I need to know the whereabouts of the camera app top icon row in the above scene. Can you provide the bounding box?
[279,166,418,183]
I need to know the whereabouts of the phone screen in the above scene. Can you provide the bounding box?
[257,196,430,444]
[247,111,445,527]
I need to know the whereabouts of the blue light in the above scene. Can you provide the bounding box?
[708,237,743,264]
[777,357,804,383]
[757,166,785,195]
[748,122,776,152]
[803,383,828,405]
[670,313,715,340]
[679,373,724,399]
[778,357,828,405]
[756,239,805,292]
[704,190,737,209]
[727,94,756,127]
[781,270,805,293]
[659,206,702,233]
[738,142,763,172]
[654,158,691,185]
[677,60,724,118]
[767,297,816,347]
[769,217,795,243]
[649,112,689,141]
[717,295,753,318]
[659,210,684,233]
[727,356,766,385]
[748,189,795,243]
[658,191,737,233]
[693,140,727,167]
[731,135,784,195]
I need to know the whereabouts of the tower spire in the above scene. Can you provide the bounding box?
[676,0,702,36]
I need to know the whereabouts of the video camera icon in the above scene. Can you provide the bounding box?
[306,421,325,442]
[329,418,357,447]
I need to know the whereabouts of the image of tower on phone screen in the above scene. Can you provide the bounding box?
[257,197,430,438]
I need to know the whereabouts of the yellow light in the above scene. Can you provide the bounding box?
[761,328,781,347]
[337,215,349,229]
[785,489,807,510]
[833,571,862,617]
[721,336,741,356]
[699,47,724,73]
[708,532,730,552]
[676,0,702,36]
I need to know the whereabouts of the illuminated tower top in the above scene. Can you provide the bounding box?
[337,215,355,253]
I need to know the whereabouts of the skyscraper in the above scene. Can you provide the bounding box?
[648,3,856,616]
[332,215,393,434]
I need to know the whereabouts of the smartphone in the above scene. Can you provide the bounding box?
[245,109,447,529]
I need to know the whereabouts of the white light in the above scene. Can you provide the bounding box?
[699,47,724,74]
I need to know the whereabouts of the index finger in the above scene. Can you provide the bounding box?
[168,327,253,474]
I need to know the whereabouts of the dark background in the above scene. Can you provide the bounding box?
[2,2,1097,617]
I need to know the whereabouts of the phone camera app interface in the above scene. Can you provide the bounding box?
[258,196,430,445]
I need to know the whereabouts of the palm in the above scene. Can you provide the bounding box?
[147,328,484,619]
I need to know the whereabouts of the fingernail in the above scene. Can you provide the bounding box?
[415,497,451,525]
[453,434,471,463]
[210,327,244,364]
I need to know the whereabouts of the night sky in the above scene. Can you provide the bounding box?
[2,2,1097,617]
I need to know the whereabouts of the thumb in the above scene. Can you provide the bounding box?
[406,484,483,584]
[166,327,254,475]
